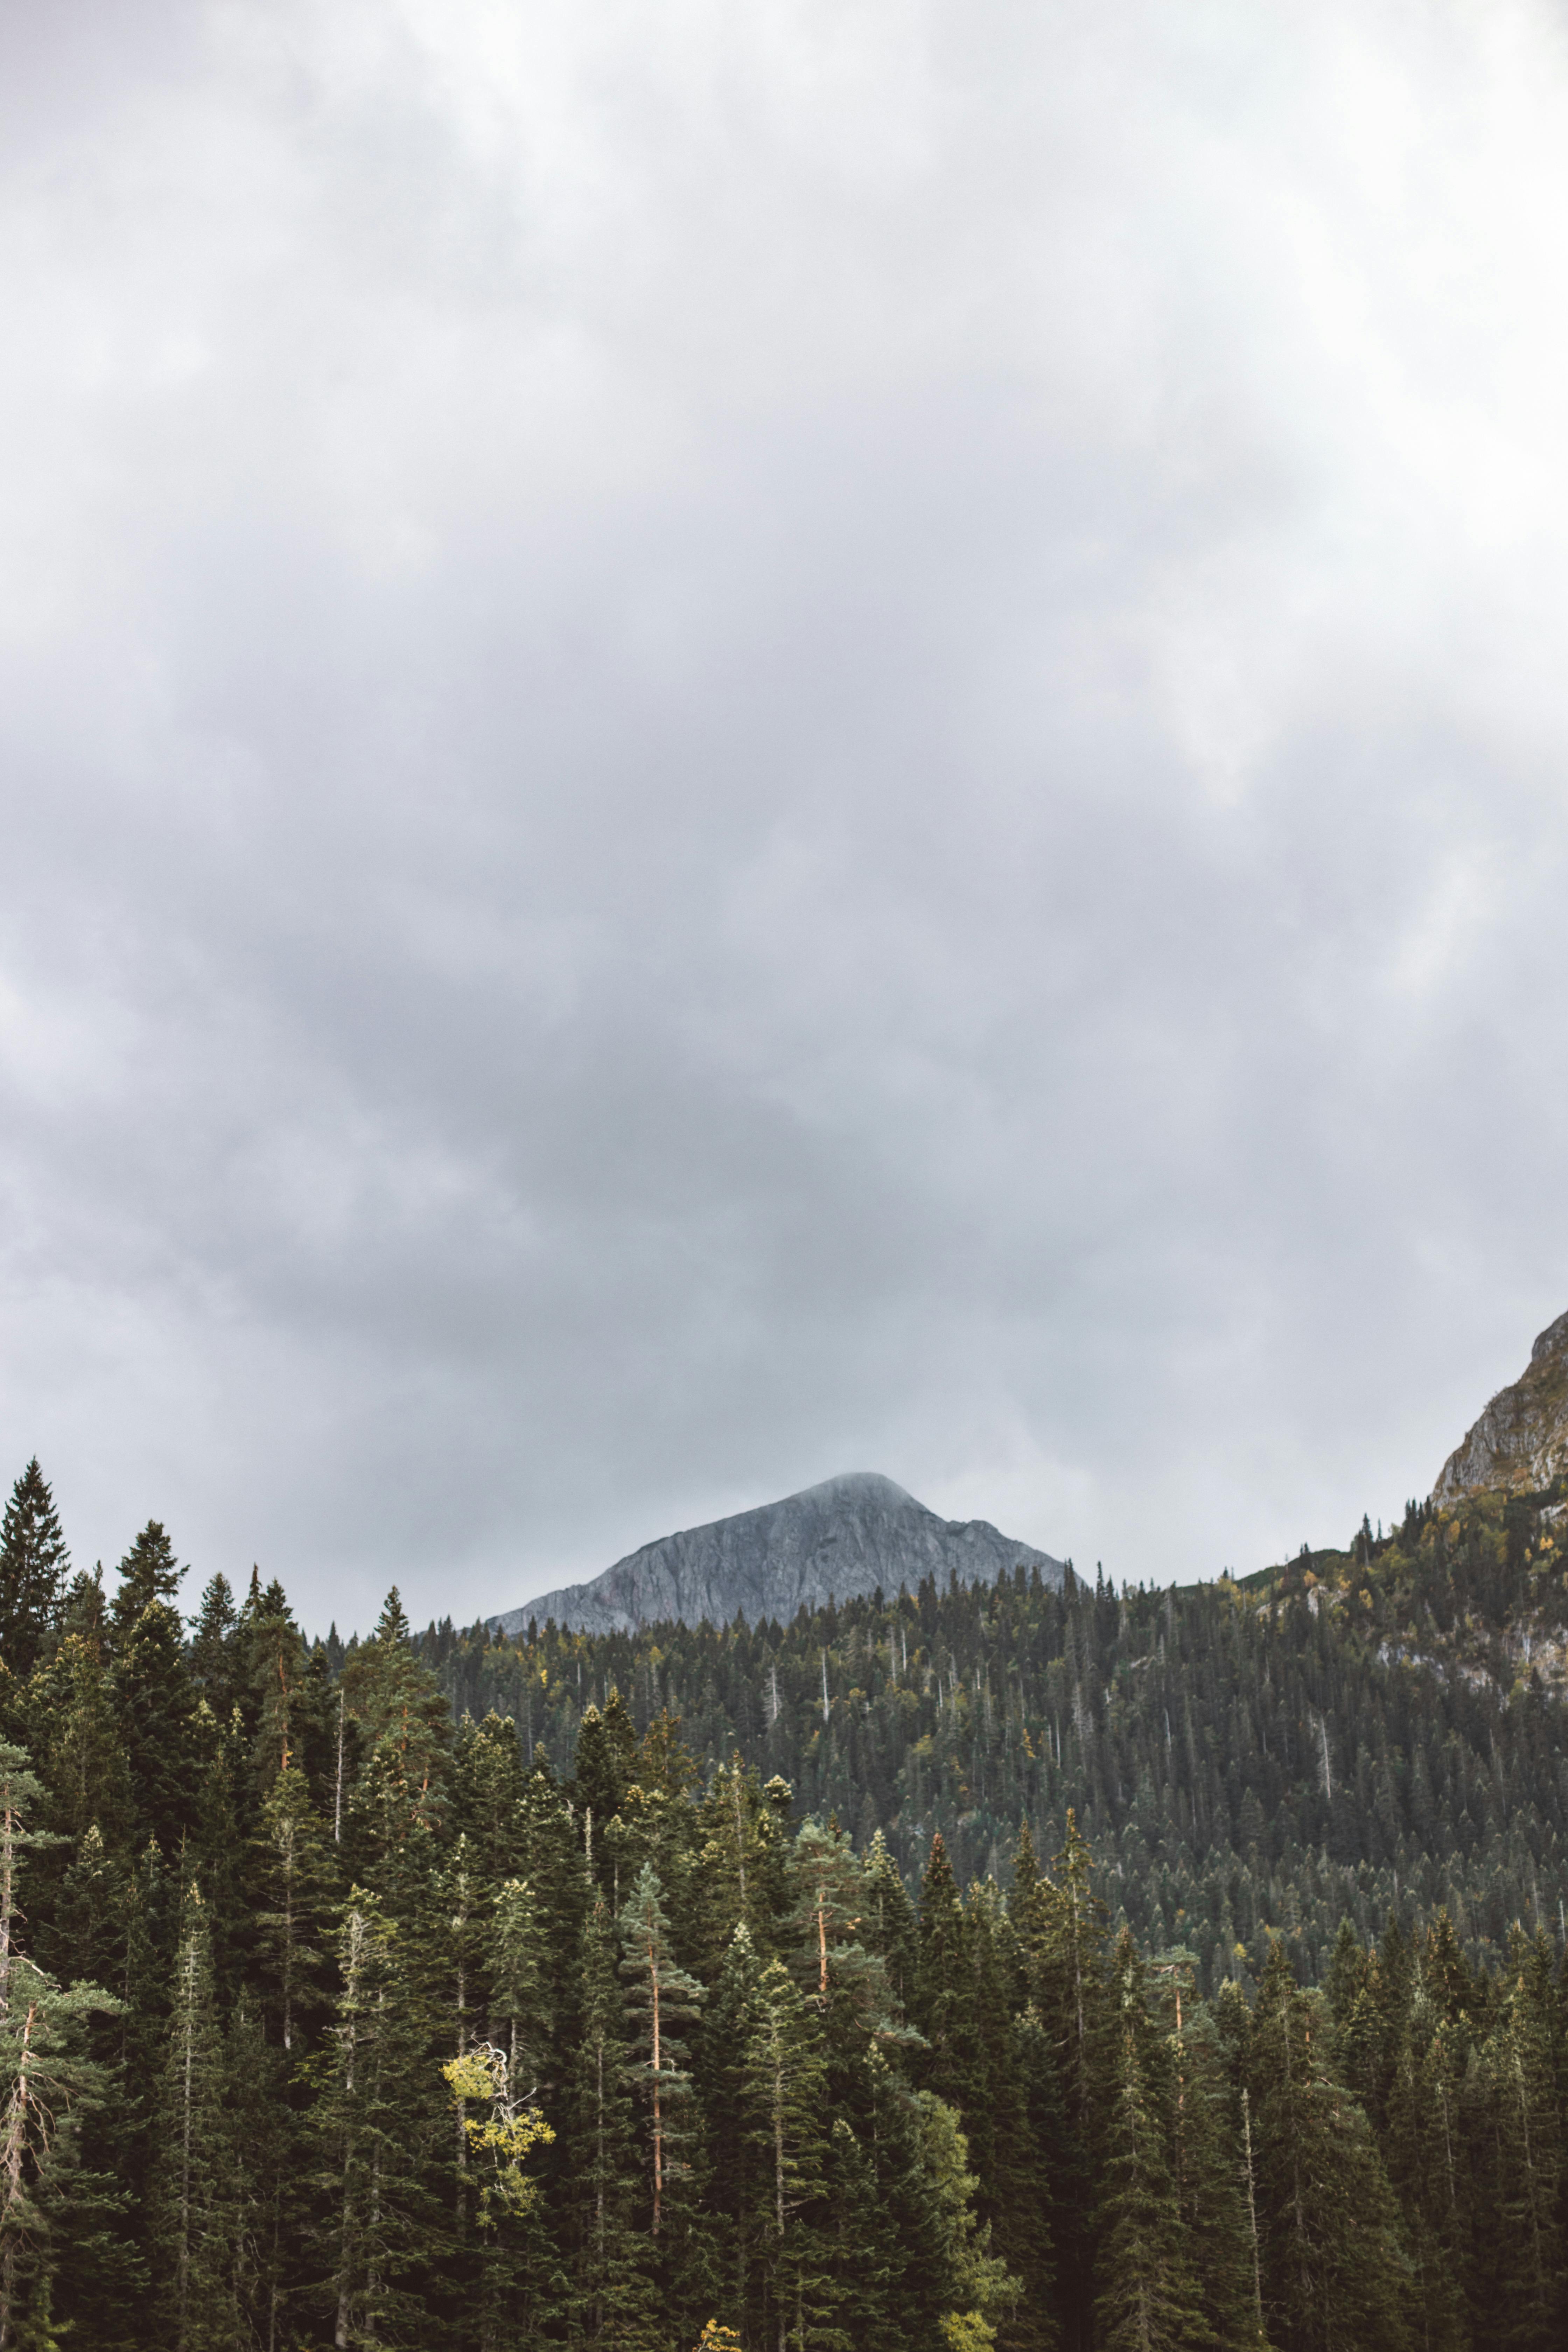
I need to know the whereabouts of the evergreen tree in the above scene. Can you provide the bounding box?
[574,1694,642,1866]
[790,1818,871,2006]
[341,1591,450,1883]
[187,1576,239,1724]
[251,1759,336,2056]
[1091,1931,1205,2352]
[698,1923,765,2334]
[914,1833,983,2120]
[224,1991,296,2352]
[821,2107,901,2352]
[453,1712,527,1885]
[696,1759,792,1971]
[1380,1994,1466,2352]
[860,1828,919,2018]
[1476,1928,1566,2351]
[0,1953,119,2349]
[0,1747,63,2025]
[1161,1983,1260,2352]
[108,1523,183,1627]
[0,1509,1561,2352]
[46,1833,149,2350]
[618,1863,704,2238]
[915,2091,1022,2352]
[487,1875,553,2104]
[741,1956,838,2352]
[108,1531,201,1857]
[149,1881,236,2352]
[315,1887,446,2350]
[569,1893,655,2346]
[1248,1939,1412,2352]
[245,1583,311,1799]
[1024,1812,1110,2352]
[0,1463,67,1681]
[25,1578,132,1859]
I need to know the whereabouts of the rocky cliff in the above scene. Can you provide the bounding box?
[490,1470,1064,1637]
[1433,1308,1568,1500]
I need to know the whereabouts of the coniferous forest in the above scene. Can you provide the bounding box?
[1,1455,1566,2350]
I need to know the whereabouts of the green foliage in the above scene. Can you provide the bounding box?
[0,1462,68,1682]
[426,1502,1568,1998]
[149,1881,235,2351]
[0,1462,1564,2350]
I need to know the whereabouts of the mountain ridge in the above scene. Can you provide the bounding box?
[489,1468,1065,1636]
[1433,1307,1568,1500]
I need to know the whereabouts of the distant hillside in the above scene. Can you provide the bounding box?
[427,1465,1568,1998]
[1434,1305,1568,1498]
[489,1470,1065,1636]
[421,1307,1568,1993]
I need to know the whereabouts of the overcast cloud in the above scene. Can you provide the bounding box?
[2,0,1567,1633]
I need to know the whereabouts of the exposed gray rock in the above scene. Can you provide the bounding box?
[1433,1311,1568,1500]
[489,1470,1065,1637]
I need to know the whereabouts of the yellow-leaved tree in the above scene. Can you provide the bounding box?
[441,2042,555,2227]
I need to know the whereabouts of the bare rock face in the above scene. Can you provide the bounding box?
[1433,1311,1568,1500]
[489,1470,1065,1637]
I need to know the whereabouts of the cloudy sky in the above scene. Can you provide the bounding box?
[3,0,1567,1633]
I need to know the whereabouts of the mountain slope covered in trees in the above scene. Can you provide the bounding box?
[0,1447,1562,2349]
[427,1474,1568,1997]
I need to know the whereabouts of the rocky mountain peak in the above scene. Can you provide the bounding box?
[1530,1307,1568,1365]
[490,1471,1063,1637]
[1432,1310,1568,1501]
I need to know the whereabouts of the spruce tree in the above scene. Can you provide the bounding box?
[618,1863,704,2238]
[1248,1939,1412,2352]
[963,1879,1055,2352]
[1026,1812,1110,2352]
[453,1712,527,1885]
[574,1694,641,1863]
[1091,1930,1205,2352]
[859,1828,919,2017]
[1477,1927,1566,2351]
[224,1991,296,2352]
[914,1833,983,2121]
[488,1875,553,2107]
[108,1522,183,1627]
[251,1759,336,2056]
[0,1462,67,1681]
[150,1880,236,2352]
[187,1575,239,1723]
[25,1575,132,1859]
[569,1893,655,2345]
[244,1585,311,1798]
[696,1758,792,1971]
[1381,1996,1466,2352]
[698,1923,765,2333]
[741,1956,838,2352]
[821,2107,902,2352]
[1160,1983,1260,2351]
[47,1831,151,2349]
[915,2091,1021,2351]
[315,1887,447,2350]
[108,1532,202,1857]
[341,1591,450,1879]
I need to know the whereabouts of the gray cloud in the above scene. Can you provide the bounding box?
[3,0,1568,1632]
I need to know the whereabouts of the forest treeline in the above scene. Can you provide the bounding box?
[0,1457,1564,2349]
[416,1479,1568,1997]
